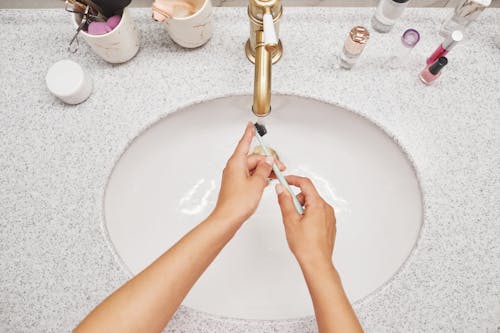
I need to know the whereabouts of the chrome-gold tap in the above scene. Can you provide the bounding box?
[245,0,283,117]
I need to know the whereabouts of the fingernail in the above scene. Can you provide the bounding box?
[275,184,283,195]
[265,156,274,166]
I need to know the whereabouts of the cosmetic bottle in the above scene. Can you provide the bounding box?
[339,26,370,70]
[419,57,448,85]
[426,30,463,65]
[371,0,411,33]
[440,0,491,37]
[386,28,420,68]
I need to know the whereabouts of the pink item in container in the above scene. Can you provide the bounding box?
[88,21,113,35]
[86,15,122,35]
[107,15,122,29]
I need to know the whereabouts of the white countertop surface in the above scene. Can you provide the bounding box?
[0,7,499,333]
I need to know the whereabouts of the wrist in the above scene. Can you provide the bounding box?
[297,255,336,275]
[208,209,246,230]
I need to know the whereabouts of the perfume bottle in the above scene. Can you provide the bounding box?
[386,28,420,68]
[339,26,370,70]
[426,30,463,65]
[440,0,491,37]
[419,57,448,85]
[371,0,411,33]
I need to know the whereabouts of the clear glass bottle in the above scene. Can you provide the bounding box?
[371,0,411,33]
[385,28,420,69]
[440,0,491,37]
[339,26,370,70]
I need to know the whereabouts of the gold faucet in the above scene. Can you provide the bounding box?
[245,0,283,117]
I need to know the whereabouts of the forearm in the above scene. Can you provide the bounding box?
[75,213,241,333]
[300,261,363,333]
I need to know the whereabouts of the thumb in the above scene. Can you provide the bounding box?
[276,184,300,224]
[251,156,274,188]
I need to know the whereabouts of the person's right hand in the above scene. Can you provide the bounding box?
[275,176,336,268]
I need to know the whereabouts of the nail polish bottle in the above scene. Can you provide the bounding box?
[426,30,463,65]
[371,0,411,33]
[440,0,491,38]
[419,57,448,85]
[339,26,370,70]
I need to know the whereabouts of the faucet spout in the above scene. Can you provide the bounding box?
[246,0,282,118]
[253,30,272,117]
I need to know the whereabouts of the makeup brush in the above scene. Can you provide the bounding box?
[254,122,304,215]
[93,0,132,17]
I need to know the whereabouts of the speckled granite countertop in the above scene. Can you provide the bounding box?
[0,7,499,333]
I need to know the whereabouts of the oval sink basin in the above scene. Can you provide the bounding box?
[104,95,423,320]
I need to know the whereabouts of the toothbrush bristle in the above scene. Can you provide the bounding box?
[254,122,267,137]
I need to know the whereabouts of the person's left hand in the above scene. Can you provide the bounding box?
[211,122,285,225]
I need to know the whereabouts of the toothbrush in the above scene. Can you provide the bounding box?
[254,123,304,215]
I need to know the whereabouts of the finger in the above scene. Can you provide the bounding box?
[252,156,274,187]
[232,122,255,157]
[284,175,321,204]
[296,192,305,206]
[248,155,285,175]
[276,184,300,223]
[247,154,266,171]
[268,170,279,179]
[248,167,277,179]
[275,158,286,171]
[285,175,320,196]
[327,205,336,227]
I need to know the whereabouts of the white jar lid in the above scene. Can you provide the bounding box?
[46,59,92,104]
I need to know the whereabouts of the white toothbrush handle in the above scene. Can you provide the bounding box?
[272,164,304,214]
[255,134,304,215]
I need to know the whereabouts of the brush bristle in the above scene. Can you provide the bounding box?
[254,122,267,137]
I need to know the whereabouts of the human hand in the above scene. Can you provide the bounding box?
[275,176,336,268]
[212,122,285,225]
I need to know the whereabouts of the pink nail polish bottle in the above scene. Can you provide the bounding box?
[419,57,448,85]
[426,30,463,65]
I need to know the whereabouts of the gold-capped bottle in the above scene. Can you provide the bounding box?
[339,26,370,70]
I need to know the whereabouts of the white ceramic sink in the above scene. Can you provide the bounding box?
[104,95,423,320]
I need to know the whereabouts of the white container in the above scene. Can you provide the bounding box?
[371,0,411,33]
[73,8,140,64]
[46,60,93,105]
[164,0,213,48]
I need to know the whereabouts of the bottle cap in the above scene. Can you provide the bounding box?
[349,26,370,44]
[401,29,420,48]
[443,30,464,50]
[429,57,448,75]
[344,26,370,56]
